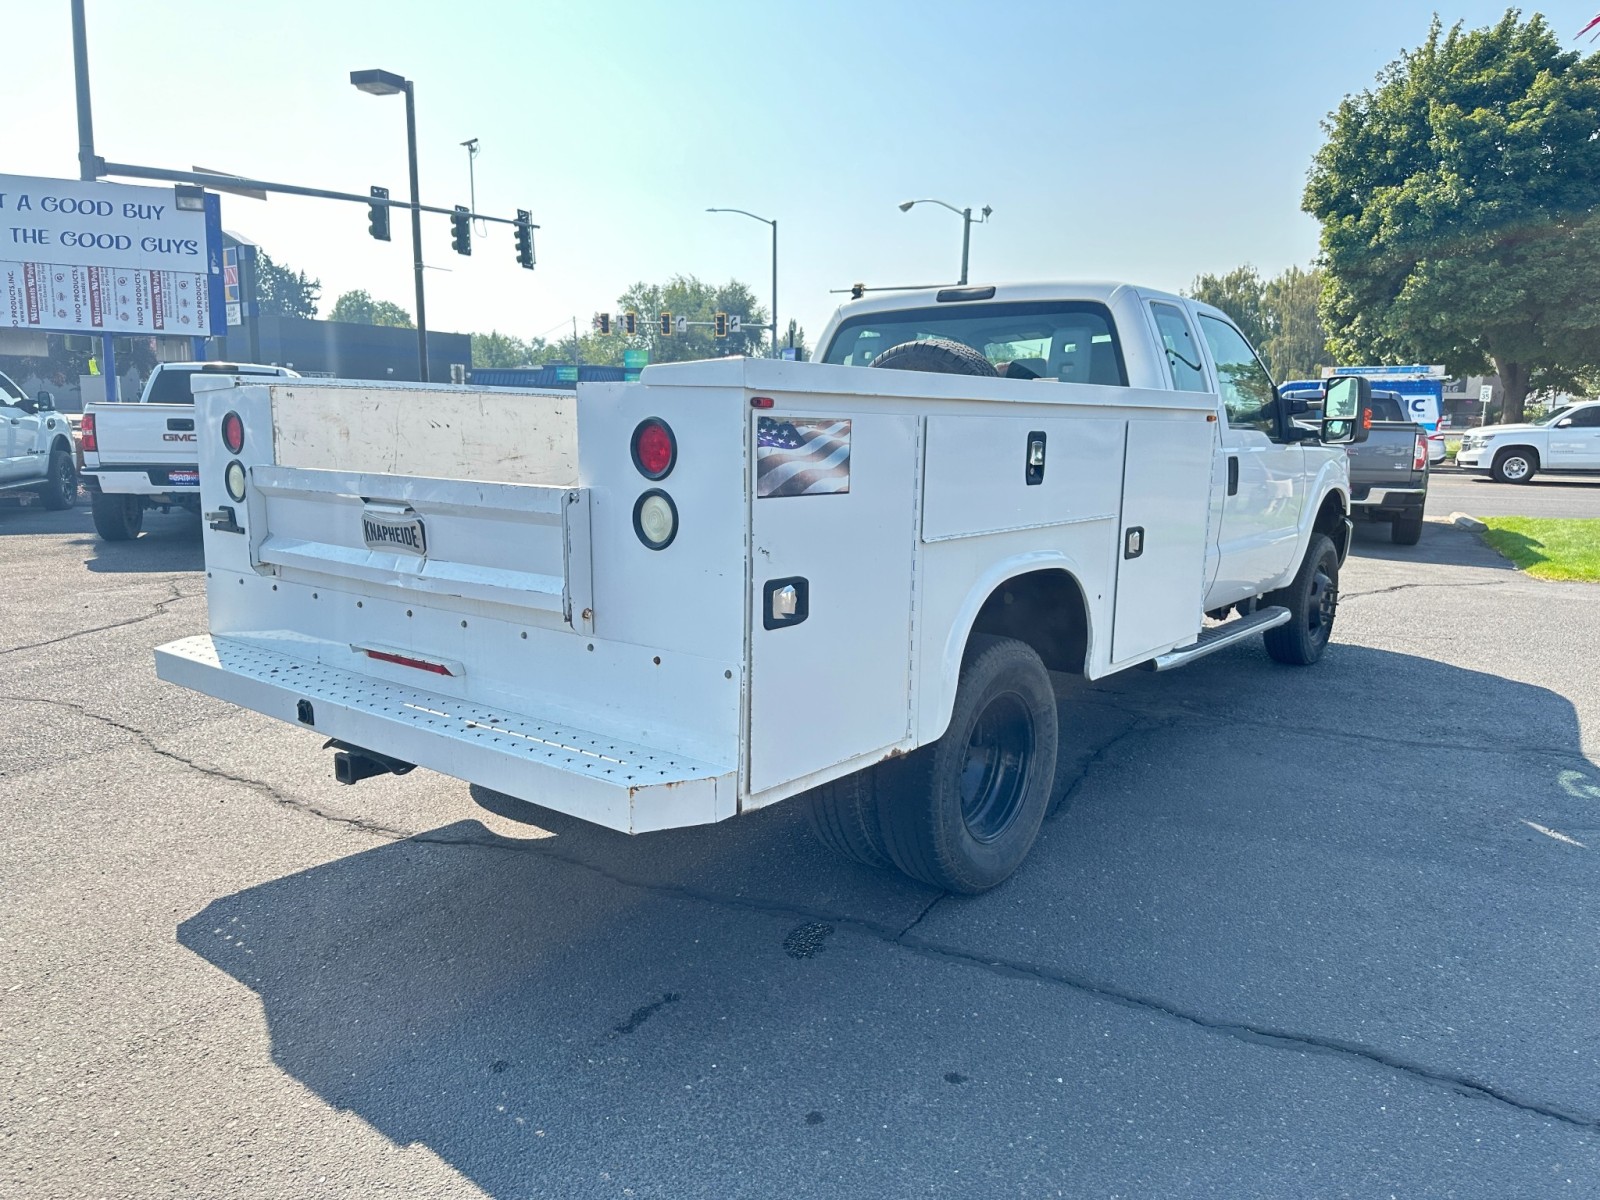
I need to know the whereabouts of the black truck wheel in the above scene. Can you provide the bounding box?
[868,337,998,377]
[804,768,892,869]
[91,493,143,541]
[878,635,1057,894]
[39,450,78,511]
[1263,534,1339,666]
[1390,515,1424,546]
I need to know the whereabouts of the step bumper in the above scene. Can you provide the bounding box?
[154,634,736,834]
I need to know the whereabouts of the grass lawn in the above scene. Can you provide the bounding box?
[1479,517,1600,582]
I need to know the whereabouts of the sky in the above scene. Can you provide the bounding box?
[5,0,1597,351]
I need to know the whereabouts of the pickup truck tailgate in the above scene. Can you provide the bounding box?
[82,402,200,478]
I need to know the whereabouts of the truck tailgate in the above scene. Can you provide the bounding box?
[83,402,201,478]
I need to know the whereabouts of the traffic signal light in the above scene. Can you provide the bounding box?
[596,313,612,335]
[714,312,728,338]
[367,186,390,241]
[623,311,637,336]
[659,312,673,337]
[450,206,471,255]
[514,209,534,269]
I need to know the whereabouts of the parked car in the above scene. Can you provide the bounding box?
[1455,401,1600,482]
[0,369,77,510]
[79,361,297,541]
[1284,388,1430,545]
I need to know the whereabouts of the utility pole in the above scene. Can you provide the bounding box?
[70,0,118,400]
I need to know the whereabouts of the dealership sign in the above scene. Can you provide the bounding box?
[0,174,226,337]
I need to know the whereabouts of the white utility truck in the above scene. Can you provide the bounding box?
[155,283,1369,892]
[80,361,296,541]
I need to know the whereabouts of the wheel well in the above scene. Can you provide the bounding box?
[1313,490,1349,559]
[967,569,1088,674]
[1495,444,1539,465]
[51,435,73,457]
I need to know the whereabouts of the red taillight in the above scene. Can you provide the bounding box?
[80,413,97,453]
[221,410,245,454]
[631,418,676,480]
[1414,433,1429,470]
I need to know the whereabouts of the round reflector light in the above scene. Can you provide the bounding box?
[224,459,247,503]
[631,418,676,480]
[221,410,245,454]
[633,489,678,550]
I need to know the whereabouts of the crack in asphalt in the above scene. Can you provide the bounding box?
[21,691,1600,1133]
[0,581,198,656]
[1341,579,1512,600]
[1,694,414,842]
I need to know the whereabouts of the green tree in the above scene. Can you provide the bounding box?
[1304,11,1600,421]
[329,289,415,329]
[1186,266,1267,349]
[614,275,769,363]
[471,331,532,368]
[254,250,319,319]
[1260,265,1331,381]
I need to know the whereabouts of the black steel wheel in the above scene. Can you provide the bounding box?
[878,635,1057,894]
[39,450,78,510]
[1263,533,1339,666]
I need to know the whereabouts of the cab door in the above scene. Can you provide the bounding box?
[1548,405,1600,468]
[1194,312,1304,601]
[1,398,40,484]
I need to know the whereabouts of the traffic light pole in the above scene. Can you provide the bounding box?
[402,82,429,383]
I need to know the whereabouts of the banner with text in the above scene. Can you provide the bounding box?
[0,174,225,337]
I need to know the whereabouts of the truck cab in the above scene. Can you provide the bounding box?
[0,369,78,510]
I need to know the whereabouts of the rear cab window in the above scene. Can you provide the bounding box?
[821,300,1128,385]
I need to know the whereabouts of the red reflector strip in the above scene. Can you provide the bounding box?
[362,648,454,676]
[751,396,775,409]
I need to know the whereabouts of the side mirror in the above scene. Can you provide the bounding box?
[1556,417,1573,428]
[35,390,54,411]
[1321,377,1372,445]
[1285,397,1311,416]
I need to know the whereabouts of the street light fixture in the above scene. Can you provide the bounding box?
[350,68,429,382]
[897,198,992,286]
[706,208,779,358]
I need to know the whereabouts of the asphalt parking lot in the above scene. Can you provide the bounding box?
[4,501,1600,1198]
[1429,467,1600,519]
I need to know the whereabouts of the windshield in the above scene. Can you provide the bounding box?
[821,300,1127,386]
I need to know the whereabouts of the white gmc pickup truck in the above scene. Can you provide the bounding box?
[81,361,296,541]
[155,282,1370,892]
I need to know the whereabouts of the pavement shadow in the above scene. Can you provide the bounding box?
[178,643,1600,1195]
[75,515,204,574]
[1346,518,1514,570]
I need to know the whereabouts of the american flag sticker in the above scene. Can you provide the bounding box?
[756,417,851,498]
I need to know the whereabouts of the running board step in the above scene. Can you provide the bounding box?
[1149,606,1291,672]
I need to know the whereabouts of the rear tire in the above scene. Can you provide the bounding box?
[868,337,998,377]
[39,450,77,510]
[804,768,892,869]
[1263,534,1339,666]
[1390,515,1423,546]
[1491,448,1537,484]
[91,493,143,541]
[878,635,1057,894]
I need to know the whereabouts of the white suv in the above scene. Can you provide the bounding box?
[1456,401,1600,483]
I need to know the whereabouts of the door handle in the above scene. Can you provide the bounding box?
[1227,455,1239,496]
[166,417,194,432]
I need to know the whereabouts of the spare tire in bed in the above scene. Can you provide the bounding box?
[867,337,998,377]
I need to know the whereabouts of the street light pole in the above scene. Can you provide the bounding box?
[352,69,429,383]
[898,199,992,286]
[706,208,778,358]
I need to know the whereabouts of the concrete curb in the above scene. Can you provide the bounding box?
[1450,512,1488,531]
